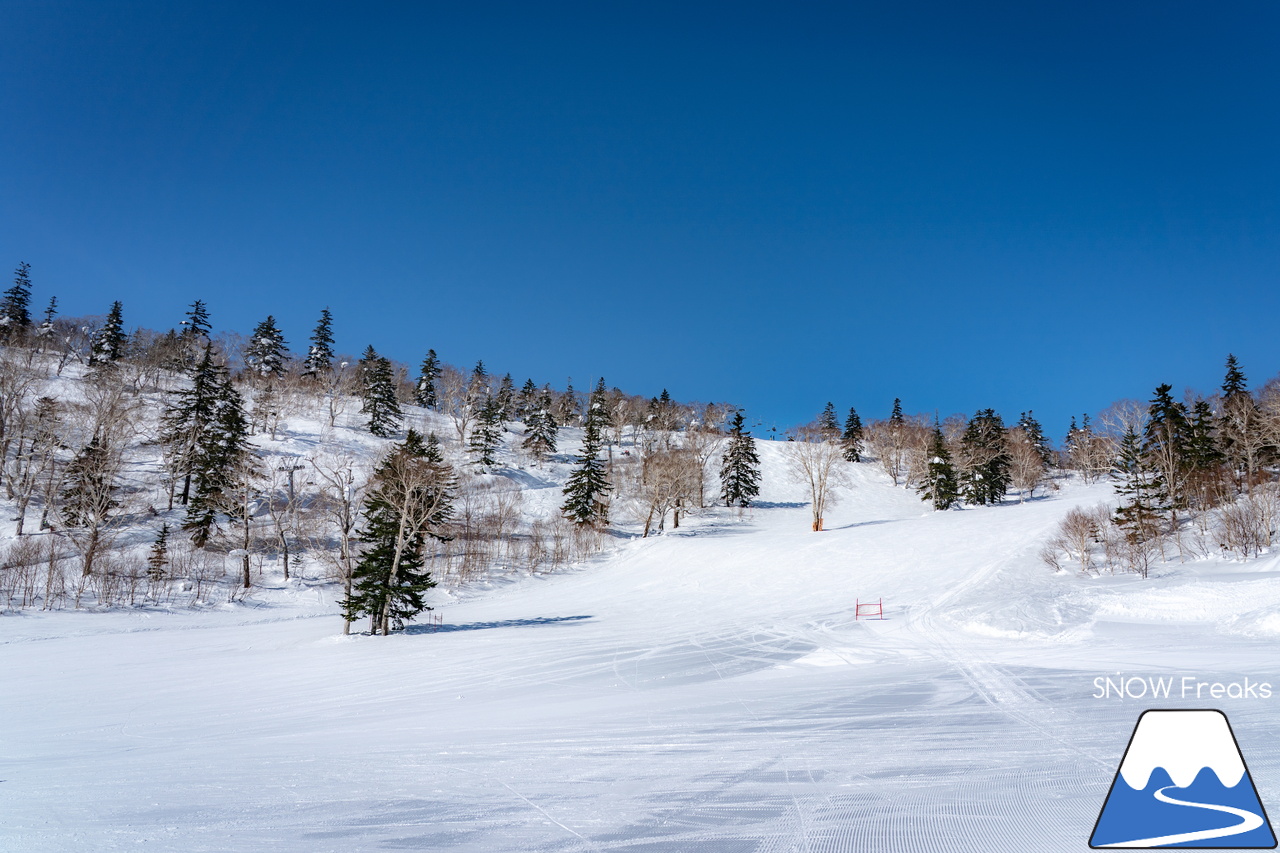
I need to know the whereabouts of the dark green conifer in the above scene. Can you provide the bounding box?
[0,262,33,339]
[842,407,864,462]
[303,308,335,378]
[415,349,441,408]
[562,380,611,525]
[90,301,127,365]
[358,345,403,438]
[719,411,761,508]
[918,421,960,510]
[521,389,558,461]
[244,315,288,379]
[819,402,839,433]
[959,409,1010,506]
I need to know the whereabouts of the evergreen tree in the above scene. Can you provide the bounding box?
[496,373,515,421]
[1112,425,1163,560]
[959,409,1011,506]
[719,411,761,508]
[1016,411,1052,466]
[178,300,212,370]
[918,421,960,510]
[160,344,226,506]
[819,402,840,433]
[303,308,335,378]
[558,381,580,426]
[61,435,117,527]
[342,430,454,635]
[148,523,170,582]
[1141,383,1190,518]
[0,262,33,339]
[1186,399,1225,509]
[516,378,538,421]
[414,349,441,408]
[1218,353,1264,489]
[90,301,127,365]
[1222,354,1248,401]
[244,315,288,379]
[358,345,403,438]
[562,380,611,525]
[890,398,904,426]
[36,296,57,342]
[183,370,254,549]
[842,407,864,462]
[468,395,504,467]
[521,390,558,461]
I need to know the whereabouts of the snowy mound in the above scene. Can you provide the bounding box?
[1118,710,1246,790]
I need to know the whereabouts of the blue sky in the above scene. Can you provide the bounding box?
[3,1,1278,438]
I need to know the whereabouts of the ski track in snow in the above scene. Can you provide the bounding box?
[3,439,1280,851]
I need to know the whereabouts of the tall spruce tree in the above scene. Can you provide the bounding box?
[342,430,454,635]
[819,402,840,433]
[959,409,1011,506]
[521,389,558,461]
[1218,353,1264,490]
[516,378,538,421]
[245,315,288,379]
[1112,425,1163,567]
[303,308,335,378]
[496,373,515,421]
[182,368,254,550]
[842,407,864,462]
[415,349,441,408]
[918,421,960,510]
[161,344,225,506]
[358,345,403,437]
[719,411,761,508]
[468,395,504,467]
[179,299,211,370]
[562,380,611,525]
[0,262,33,339]
[90,301,127,366]
[1141,383,1190,520]
[1016,411,1052,466]
[36,296,57,342]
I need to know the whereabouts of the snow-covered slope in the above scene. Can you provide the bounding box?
[3,432,1280,852]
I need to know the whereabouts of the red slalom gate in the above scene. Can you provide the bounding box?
[424,612,443,632]
[855,598,884,620]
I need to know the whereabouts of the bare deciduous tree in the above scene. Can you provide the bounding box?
[784,423,850,531]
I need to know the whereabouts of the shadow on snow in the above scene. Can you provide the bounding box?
[404,615,594,634]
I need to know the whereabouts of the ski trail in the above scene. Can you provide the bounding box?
[1100,785,1264,847]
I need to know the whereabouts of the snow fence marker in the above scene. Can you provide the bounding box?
[855,598,884,620]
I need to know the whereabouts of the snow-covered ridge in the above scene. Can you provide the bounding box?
[1118,710,1247,790]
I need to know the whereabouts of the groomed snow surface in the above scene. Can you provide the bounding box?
[4,440,1279,852]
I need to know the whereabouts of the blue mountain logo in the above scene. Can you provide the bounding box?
[1091,709,1276,848]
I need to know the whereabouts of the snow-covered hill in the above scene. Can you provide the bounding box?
[4,426,1280,851]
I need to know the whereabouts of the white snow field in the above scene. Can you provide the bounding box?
[4,440,1280,852]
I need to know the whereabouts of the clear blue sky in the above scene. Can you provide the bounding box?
[3,1,1278,439]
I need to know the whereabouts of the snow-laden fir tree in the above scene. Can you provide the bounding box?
[303,308,335,378]
[1016,411,1051,466]
[516,378,538,421]
[1141,383,1190,520]
[1218,353,1266,489]
[0,261,33,339]
[358,345,403,437]
[468,395,504,468]
[842,407,863,462]
[90,301,127,366]
[160,343,231,506]
[468,360,489,404]
[148,523,170,583]
[521,389,558,461]
[558,381,581,427]
[1112,425,1163,575]
[719,411,761,508]
[36,296,57,343]
[496,373,515,421]
[414,349,441,408]
[60,433,119,576]
[177,299,211,371]
[244,315,288,379]
[562,379,611,526]
[183,366,255,552]
[343,429,455,635]
[1186,399,1225,509]
[959,408,1010,506]
[889,398,904,426]
[917,421,959,510]
[819,402,840,434]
